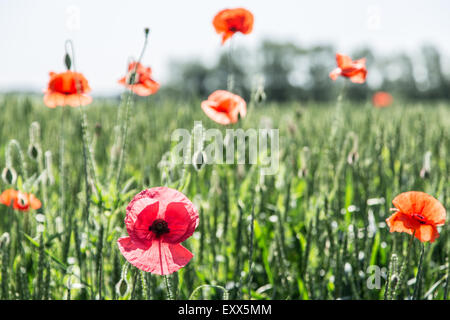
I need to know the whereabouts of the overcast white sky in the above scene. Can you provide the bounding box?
[1,0,449,94]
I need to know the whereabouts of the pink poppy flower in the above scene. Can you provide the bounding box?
[117,187,199,275]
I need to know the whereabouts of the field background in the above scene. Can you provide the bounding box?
[0,94,448,299]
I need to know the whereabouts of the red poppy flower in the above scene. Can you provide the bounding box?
[43,71,92,108]
[329,53,367,84]
[213,8,254,44]
[117,187,199,275]
[386,191,446,243]
[372,91,393,108]
[201,90,246,125]
[118,62,160,96]
[0,189,42,211]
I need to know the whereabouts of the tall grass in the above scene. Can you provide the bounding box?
[0,94,449,300]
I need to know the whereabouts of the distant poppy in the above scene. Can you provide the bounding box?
[213,8,254,44]
[329,53,367,84]
[117,187,199,275]
[201,90,247,125]
[43,71,92,108]
[386,191,446,243]
[118,62,160,96]
[0,189,42,211]
[372,91,393,108]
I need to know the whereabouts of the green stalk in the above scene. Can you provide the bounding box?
[247,201,255,299]
[59,106,66,223]
[412,243,426,300]
[164,275,173,300]
[392,232,415,299]
[0,236,10,299]
[116,29,150,188]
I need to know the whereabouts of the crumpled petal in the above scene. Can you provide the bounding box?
[201,90,246,125]
[330,54,367,83]
[118,62,160,96]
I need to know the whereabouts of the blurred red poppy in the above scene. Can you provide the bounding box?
[213,8,254,44]
[201,90,247,125]
[118,62,160,96]
[386,191,446,243]
[117,187,199,275]
[372,91,393,108]
[43,71,92,108]
[329,53,367,84]
[0,189,41,211]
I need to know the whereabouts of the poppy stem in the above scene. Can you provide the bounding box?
[164,275,173,300]
[226,37,235,92]
[116,29,150,188]
[393,231,415,299]
[64,39,99,230]
[59,106,66,223]
[412,243,426,300]
[246,200,256,299]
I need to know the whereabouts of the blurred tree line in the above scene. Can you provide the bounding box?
[163,40,450,103]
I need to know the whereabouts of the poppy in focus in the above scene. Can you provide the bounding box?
[118,62,160,96]
[213,8,254,44]
[386,191,446,243]
[329,53,367,84]
[372,91,393,108]
[43,71,92,108]
[117,187,199,275]
[0,189,42,211]
[201,90,247,125]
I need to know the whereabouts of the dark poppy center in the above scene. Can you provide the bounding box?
[149,219,170,237]
[412,213,427,225]
[17,193,28,208]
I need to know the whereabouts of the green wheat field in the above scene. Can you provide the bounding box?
[0,93,448,300]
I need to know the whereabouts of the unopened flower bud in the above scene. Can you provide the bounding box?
[192,150,207,171]
[28,144,41,160]
[2,167,17,185]
[95,123,102,136]
[347,150,359,165]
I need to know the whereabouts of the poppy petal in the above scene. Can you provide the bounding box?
[349,70,367,83]
[131,82,160,96]
[30,195,42,210]
[393,191,446,225]
[43,92,65,108]
[117,237,193,275]
[125,196,159,242]
[201,101,233,125]
[336,53,353,69]
[354,58,366,68]
[0,189,18,206]
[65,94,93,107]
[130,201,159,244]
[221,32,234,44]
[386,211,416,235]
[329,68,341,80]
[163,202,192,244]
[415,224,439,243]
[201,90,247,125]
